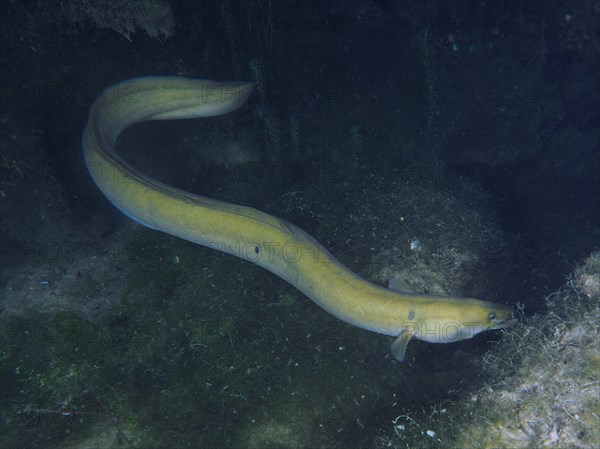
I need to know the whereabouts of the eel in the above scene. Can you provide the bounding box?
[83,76,515,361]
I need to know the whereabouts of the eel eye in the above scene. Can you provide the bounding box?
[488,312,496,321]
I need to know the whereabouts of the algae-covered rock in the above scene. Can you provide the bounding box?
[377,251,600,449]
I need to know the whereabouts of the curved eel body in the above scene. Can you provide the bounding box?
[83,76,514,361]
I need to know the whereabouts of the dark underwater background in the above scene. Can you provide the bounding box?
[0,1,598,448]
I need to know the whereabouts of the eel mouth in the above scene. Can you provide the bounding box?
[495,316,517,329]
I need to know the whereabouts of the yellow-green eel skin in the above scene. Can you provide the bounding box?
[83,76,515,361]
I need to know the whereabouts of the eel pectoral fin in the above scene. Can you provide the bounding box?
[387,277,415,293]
[390,329,414,362]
